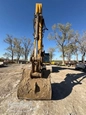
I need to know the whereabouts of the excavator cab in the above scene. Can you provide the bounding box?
[17,3,52,100]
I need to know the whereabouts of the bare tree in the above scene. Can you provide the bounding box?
[64,44,76,61]
[64,31,80,62]
[71,31,86,62]
[78,32,86,61]
[4,34,14,62]
[71,32,80,62]
[13,38,23,63]
[48,48,55,61]
[48,23,74,64]
[3,53,10,59]
[22,37,33,61]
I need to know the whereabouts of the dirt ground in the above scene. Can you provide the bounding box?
[0,64,86,115]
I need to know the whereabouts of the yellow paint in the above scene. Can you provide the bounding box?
[35,3,43,58]
[38,16,42,57]
[36,4,39,13]
[35,3,42,13]
[39,4,42,13]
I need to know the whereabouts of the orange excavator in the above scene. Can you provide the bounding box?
[17,3,52,100]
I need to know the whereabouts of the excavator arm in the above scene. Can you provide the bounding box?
[31,3,44,77]
[17,3,51,100]
[31,3,48,78]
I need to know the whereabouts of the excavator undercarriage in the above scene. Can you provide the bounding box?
[17,3,52,100]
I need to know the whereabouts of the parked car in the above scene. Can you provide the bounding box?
[75,61,86,71]
[0,61,4,66]
[65,61,77,67]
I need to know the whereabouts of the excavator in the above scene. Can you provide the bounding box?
[17,3,52,100]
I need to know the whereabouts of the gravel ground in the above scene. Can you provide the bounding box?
[0,64,86,115]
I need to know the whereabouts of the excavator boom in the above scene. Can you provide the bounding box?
[17,3,51,100]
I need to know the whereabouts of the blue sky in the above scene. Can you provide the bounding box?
[0,0,86,60]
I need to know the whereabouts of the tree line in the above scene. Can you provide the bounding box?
[48,23,86,64]
[4,34,33,63]
[3,23,86,64]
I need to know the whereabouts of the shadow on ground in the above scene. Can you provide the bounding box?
[51,66,76,72]
[52,66,67,72]
[0,65,8,68]
[52,72,86,100]
[51,65,86,72]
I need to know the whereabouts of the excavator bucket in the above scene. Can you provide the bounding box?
[17,69,52,100]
